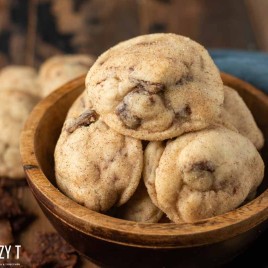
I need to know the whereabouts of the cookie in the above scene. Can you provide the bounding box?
[222,86,264,149]
[0,66,41,98]
[39,54,95,97]
[144,127,264,223]
[114,181,163,223]
[86,33,224,141]
[54,113,143,212]
[0,90,39,179]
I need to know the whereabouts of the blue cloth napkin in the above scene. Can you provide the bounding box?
[209,50,268,94]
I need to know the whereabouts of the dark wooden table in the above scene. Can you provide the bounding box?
[0,0,267,69]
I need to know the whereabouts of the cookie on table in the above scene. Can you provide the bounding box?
[39,54,95,97]
[55,111,143,212]
[222,86,264,150]
[86,33,224,141]
[0,66,41,98]
[0,90,39,179]
[144,127,264,223]
[115,181,163,223]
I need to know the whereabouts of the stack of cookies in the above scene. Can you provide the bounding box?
[0,54,95,181]
[0,66,40,179]
[55,33,265,223]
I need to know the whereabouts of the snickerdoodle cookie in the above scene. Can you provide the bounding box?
[86,33,224,141]
[0,65,41,98]
[55,112,143,212]
[0,90,39,179]
[39,54,95,97]
[144,127,264,223]
[222,86,264,149]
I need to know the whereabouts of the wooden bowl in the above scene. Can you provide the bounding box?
[20,73,268,267]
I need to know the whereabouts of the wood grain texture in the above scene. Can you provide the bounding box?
[0,0,260,68]
[138,0,256,49]
[20,73,268,267]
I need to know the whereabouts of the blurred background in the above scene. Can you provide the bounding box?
[0,0,267,69]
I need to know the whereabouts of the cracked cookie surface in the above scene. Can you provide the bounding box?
[86,33,224,140]
[221,86,264,149]
[55,111,143,212]
[39,54,95,97]
[144,127,264,223]
[0,90,39,179]
[0,66,41,98]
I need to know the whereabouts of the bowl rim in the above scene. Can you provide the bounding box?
[20,73,268,248]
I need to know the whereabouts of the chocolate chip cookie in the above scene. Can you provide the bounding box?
[0,66,41,98]
[222,86,264,149]
[39,54,95,97]
[0,90,39,179]
[144,127,264,223]
[86,33,224,140]
[55,112,143,212]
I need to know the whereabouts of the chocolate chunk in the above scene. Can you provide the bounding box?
[175,105,192,119]
[190,161,215,173]
[175,73,194,86]
[132,78,165,93]
[66,110,98,133]
[116,102,141,129]
[96,78,106,85]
